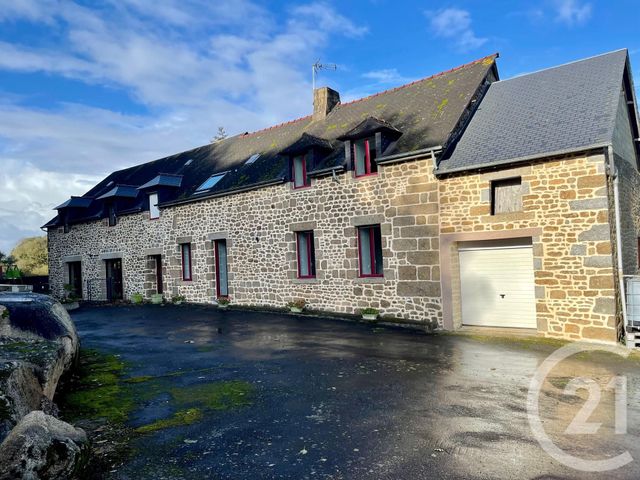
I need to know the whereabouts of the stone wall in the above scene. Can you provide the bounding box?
[615,154,640,276]
[49,159,443,324]
[438,153,618,342]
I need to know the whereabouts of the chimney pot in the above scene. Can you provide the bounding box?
[313,87,340,121]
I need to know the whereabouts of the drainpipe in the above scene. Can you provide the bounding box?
[606,146,629,334]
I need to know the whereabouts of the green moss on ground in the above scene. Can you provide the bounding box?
[135,408,203,434]
[57,349,134,424]
[171,381,254,411]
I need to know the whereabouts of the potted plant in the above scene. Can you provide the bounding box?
[61,284,80,311]
[151,293,164,304]
[131,292,144,304]
[361,307,379,322]
[172,295,186,305]
[287,299,306,313]
[217,295,231,309]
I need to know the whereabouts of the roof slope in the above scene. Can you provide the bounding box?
[46,54,496,227]
[438,49,630,174]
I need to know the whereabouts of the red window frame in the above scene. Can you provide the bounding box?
[292,154,310,189]
[181,243,192,281]
[353,138,377,178]
[296,231,316,278]
[357,225,383,278]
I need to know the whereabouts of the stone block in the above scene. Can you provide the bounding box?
[569,198,608,211]
[582,326,616,342]
[397,281,441,297]
[398,266,417,280]
[400,225,439,238]
[593,297,615,314]
[577,175,606,188]
[589,275,614,290]
[577,224,611,242]
[583,255,612,268]
[569,244,586,256]
[392,239,417,251]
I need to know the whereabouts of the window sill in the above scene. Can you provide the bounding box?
[292,277,319,284]
[292,184,312,191]
[354,173,378,180]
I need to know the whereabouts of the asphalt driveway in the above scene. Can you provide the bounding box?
[64,305,640,479]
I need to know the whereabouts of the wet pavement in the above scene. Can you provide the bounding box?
[69,305,640,479]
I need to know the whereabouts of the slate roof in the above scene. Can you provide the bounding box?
[45,54,497,228]
[138,174,183,190]
[437,49,632,174]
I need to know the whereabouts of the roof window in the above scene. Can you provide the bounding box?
[195,172,227,192]
[245,153,260,165]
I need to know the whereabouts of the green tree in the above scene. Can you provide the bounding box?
[10,237,48,276]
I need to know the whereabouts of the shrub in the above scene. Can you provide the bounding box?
[287,299,306,309]
[361,307,379,316]
[217,295,231,306]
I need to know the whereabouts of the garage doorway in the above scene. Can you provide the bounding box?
[458,238,536,329]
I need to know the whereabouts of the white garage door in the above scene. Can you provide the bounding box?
[459,245,536,328]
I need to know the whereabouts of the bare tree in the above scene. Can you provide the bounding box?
[211,126,228,143]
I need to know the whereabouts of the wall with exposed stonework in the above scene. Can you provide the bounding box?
[438,153,618,342]
[49,158,443,324]
[614,155,640,276]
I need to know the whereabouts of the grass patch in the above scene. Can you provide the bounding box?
[124,375,154,384]
[171,380,254,411]
[135,408,203,434]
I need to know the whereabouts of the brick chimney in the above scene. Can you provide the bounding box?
[313,87,340,121]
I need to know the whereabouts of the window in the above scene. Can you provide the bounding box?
[67,261,82,298]
[292,155,310,189]
[181,243,192,281]
[195,172,226,192]
[357,225,383,277]
[353,137,377,177]
[149,193,160,219]
[296,231,316,278]
[108,204,117,226]
[245,153,260,165]
[491,177,523,215]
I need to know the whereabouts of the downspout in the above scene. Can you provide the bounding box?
[606,146,628,335]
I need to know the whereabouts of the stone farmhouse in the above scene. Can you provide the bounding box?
[46,49,640,343]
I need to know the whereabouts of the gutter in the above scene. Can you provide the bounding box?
[308,165,345,178]
[434,143,609,176]
[376,146,442,165]
[606,145,629,335]
[161,177,286,208]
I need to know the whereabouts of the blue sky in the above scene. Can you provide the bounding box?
[0,0,638,252]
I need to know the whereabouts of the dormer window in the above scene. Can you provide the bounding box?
[353,137,377,177]
[292,154,310,189]
[149,193,160,219]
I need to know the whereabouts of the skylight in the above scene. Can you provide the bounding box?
[184,159,193,166]
[195,172,227,192]
[245,153,260,165]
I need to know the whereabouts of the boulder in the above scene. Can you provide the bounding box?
[0,411,89,480]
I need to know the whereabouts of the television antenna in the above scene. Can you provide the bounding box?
[312,60,337,92]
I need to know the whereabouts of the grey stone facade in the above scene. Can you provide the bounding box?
[48,158,443,323]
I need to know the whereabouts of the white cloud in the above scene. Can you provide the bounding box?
[427,8,487,52]
[362,69,405,83]
[554,0,592,25]
[0,1,367,251]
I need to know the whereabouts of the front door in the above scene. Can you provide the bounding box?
[154,255,163,294]
[68,261,82,298]
[105,258,123,301]
[214,240,229,298]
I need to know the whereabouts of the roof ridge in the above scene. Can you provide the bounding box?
[238,114,312,139]
[338,52,499,108]
[494,48,628,84]
[238,52,498,140]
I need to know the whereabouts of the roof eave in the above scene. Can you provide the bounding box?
[434,143,610,176]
